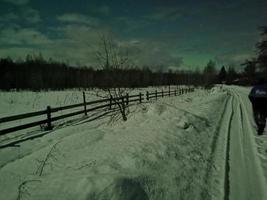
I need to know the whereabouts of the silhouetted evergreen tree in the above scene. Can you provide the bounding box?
[226,66,238,84]
[242,59,257,84]
[218,66,227,83]
[203,60,217,87]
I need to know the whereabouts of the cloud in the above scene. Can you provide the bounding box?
[87,4,111,16]
[147,7,182,21]
[215,53,255,66]
[0,20,185,69]
[0,13,19,21]
[22,7,41,23]
[0,7,41,24]
[116,39,183,70]
[32,24,105,65]
[98,5,110,16]
[57,13,100,27]
[0,27,52,46]
[0,47,36,59]
[2,0,29,6]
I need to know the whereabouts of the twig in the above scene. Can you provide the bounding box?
[35,141,62,176]
[17,180,41,200]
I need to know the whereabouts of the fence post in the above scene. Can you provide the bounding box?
[175,89,177,96]
[139,92,142,103]
[126,93,129,105]
[162,89,164,98]
[146,91,149,101]
[83,91,87,116]
[46,106,52,130]
[109,95,113,110]
[155,90,157,100]
[168,86,171,96]
[121,96,125,107]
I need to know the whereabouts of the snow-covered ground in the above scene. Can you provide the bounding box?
[0,86,178,117]
[0,86,266,200]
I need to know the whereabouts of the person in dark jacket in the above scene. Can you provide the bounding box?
[248,78,267,135]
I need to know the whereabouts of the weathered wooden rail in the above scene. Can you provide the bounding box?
[0,87,194,136]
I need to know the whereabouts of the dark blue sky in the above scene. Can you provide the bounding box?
[0,0,267,70]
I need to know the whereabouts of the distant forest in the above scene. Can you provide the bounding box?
[0,54,265,91]
[0,55,204,90]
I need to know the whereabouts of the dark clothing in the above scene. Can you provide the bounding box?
[249,84,267,113]
[248,84,267,134]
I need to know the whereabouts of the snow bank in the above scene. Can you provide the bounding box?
[0,87,230,199]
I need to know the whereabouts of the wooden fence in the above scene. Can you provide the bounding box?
[0,87,194,136]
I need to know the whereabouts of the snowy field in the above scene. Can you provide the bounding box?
[0,86,178,117]
[0,86,267,200]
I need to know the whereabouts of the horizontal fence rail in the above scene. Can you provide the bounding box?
[0,87,195,136]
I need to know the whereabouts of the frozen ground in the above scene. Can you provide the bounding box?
[0,86,266,200]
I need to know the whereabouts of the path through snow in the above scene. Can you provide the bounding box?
[212,87,267,200]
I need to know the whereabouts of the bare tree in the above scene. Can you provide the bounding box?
[256,26,267,74]
[95,35,131,122]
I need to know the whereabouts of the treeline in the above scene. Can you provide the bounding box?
[0,55,261,91]
[0,55,207,91]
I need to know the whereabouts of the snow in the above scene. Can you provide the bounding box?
[0,86,267,200]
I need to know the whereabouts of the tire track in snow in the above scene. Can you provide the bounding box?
[200,94,232,200]
[223,97,234,200]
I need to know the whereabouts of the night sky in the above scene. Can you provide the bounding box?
[0,0,267,70]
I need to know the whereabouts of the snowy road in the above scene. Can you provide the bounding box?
[0,86,267,200]
[216,87,267,200]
